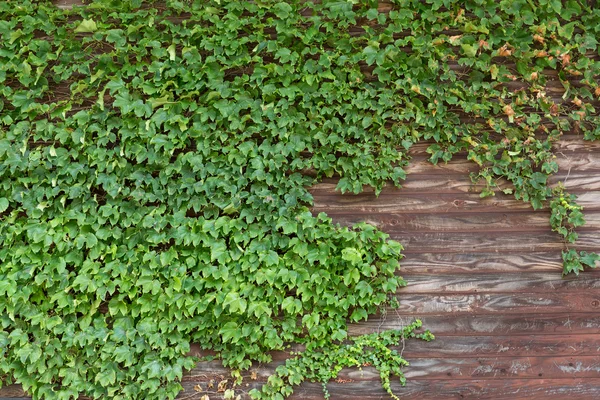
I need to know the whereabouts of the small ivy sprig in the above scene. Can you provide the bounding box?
[249,320,433,400]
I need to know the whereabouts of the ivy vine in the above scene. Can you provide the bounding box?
[0,0,599,399]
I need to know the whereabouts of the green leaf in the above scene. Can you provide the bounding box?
[461,44,478,58]
[0,198,8,213]
[223,292,247,314]
[263,251,280,266]
[74,19,97,33]
[341,248,362,265]
[219,322,241,343]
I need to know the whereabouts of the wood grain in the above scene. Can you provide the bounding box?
[313,191,600,214]
[399,252,565,273]
[401,271,600,293]
[184,355,600,382]
[176,379,600,400]
[395,231,600,254]
[349,313,600,336]
[328,211,600,233]
[397,334,600,358]
[387,292,600,315]
[311,172,600,195]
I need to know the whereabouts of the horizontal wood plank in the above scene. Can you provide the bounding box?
[177,379,600,400]
[183,355,600,383]
[313,191,600,214]
[388,292,600,315]
[395,232,600,254]
[187,334,600,363]
[327,211,600,233]
[397,334,600,358]
[312,171,600,195]
[399,252,564,273]
[401,272,600,293]
[349,313,600,336]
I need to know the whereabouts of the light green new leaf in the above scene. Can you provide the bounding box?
[74,19,97,33]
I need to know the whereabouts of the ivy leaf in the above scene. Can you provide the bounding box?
[580,252,600,269]
[341,248,362,265]
[273,2,292,19]
[167,44,176,61]
[223,292,247,314]
[0,198,8,213]
[263,251,280,266]
[461,44,478,58]
[219,322,241,343]
[74,19,97,33]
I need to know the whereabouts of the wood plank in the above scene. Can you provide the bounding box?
[184,355,600,382]
[177,379,600,400]
[400,153,600,175]
[185,334,600,364]
[0,385,28,399]
[313,191,600,214]
[306,151,600,183]
[395,231,600,254]
[399,252,565,273]
[327,211,600,233]
[351,356,600,380]
[52,0,84,9]
[397,334,600,358]
[311,171,600,195]
[402,135,600,158]
[401,272,600,293]
[348,313,600,336]
[388,292,600,315]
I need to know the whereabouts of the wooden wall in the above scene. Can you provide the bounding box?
[1,0,600,399]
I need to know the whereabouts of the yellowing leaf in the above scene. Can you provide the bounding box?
[74,19,97,33]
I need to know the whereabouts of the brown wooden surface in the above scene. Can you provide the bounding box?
[2,1,599,399]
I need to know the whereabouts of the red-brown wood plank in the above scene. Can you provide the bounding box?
[326,211,600,233]
[313,191,600,214]
[184,355,600,381]
[311,172,600,195]
[176,379,600,400]
[400,272,600,292]
[395,231,600,254]
[349,313,600,336]
[387,292,600,315]
[398,252,565,273]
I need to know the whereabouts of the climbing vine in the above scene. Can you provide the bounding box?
[0,0,599,398]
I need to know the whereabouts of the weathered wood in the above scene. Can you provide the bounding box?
[177,379,600,400]
[349,313,600,336]
[400,153,600,175]
[311,172,600,195]
[186,333,600,363]
[399,252,565,273]
[0,385,27,399]
[313,191,600,214]
[185,355,600,383]
[52,0,84,9]
[395,231,600,254]
[396,334,600,358]
[401,135,600,158]
[387,292,600,315]
[400,272,600,293]
[328,211,600,233]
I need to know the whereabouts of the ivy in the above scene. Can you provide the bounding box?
[0,0,599,399]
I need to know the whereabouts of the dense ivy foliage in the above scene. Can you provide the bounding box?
[0,0,599,398]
